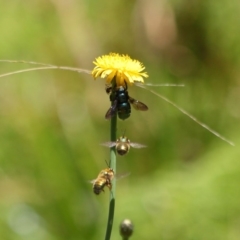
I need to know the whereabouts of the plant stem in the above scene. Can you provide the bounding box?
[105,81,117,240]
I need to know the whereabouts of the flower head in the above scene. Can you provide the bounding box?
[92,53,148,87]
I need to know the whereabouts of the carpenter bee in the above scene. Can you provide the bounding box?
[91,168,114,195]
[101,134,147,156]
[105,83,148,120]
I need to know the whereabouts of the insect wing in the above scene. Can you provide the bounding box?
[129,142,147,148]
[100,141,117,148]
[105,100,118,119]
[116,172,131,181]
[90,171,129,184]
[89,179,96,184]
[128,97,148,111]
[89,178,104,185]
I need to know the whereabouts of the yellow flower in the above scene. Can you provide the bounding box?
[92,53,148,87]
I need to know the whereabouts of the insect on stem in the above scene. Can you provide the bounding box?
[0,59,234,146]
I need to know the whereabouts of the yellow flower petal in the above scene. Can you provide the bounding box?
[106,70,116,84]
[92,53,148,87]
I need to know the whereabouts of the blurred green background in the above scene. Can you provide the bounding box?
[0,0,240,239]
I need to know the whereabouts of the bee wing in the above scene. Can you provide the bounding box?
[91,172,130,181]
[89,179,96,184]
[100,142,117,148]
[105,100,118,119]
[116,172,131,181]
[105,107,114,119]
[129,142,147,148]
[128,97,148,111]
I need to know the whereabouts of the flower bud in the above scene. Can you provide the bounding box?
[119,219,134,238]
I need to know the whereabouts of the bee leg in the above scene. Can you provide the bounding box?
[124,80,128,90]
[107,182,112,190]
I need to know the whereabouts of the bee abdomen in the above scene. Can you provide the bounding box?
[116,144,130,155]
[93,187,102,195]
[93,181,105,195]
[117,102,131,120]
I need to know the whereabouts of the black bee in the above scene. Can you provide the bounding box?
[105,83,148,120]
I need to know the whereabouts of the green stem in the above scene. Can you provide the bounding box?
[105,82,117,240]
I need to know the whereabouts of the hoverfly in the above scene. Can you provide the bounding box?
[105,82,148,120]
[91,168,114,195]
[101,134,147,156]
